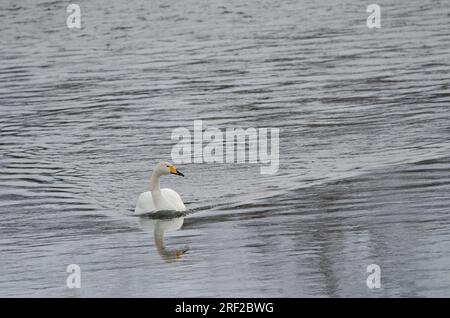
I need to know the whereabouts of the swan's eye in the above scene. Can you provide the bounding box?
[166,165,169,167]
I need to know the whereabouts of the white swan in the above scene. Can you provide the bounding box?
[134,161,186,214]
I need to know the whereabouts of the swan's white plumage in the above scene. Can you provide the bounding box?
[135,191,155,214]
[134,161,186,215]
[135,188,186,215]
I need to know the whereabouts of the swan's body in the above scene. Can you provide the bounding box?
[135,161,186,215]
[135,189,185,213]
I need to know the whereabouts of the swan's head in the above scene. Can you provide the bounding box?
[155,161,184,177]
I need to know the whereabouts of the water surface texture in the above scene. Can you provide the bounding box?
[1,0,449,297]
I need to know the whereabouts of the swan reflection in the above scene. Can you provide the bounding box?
[138,212,188,263]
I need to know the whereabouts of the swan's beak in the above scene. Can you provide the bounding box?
[170,166,184,177]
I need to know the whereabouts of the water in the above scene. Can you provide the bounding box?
[0,0,449,297]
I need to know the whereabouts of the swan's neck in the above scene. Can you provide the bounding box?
[151,173,165,210]
[150,172,161,192]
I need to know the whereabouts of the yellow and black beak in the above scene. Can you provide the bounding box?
[169,166,184,177]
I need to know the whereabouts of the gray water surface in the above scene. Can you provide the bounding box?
[0,0,450,297]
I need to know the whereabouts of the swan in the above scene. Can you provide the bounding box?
[134,161,186,214]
